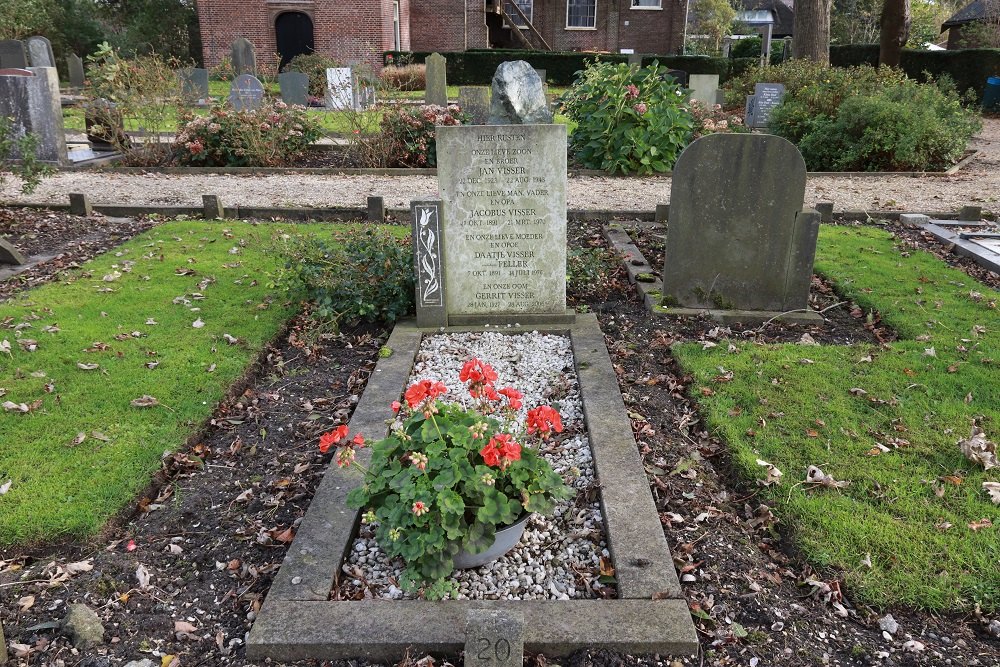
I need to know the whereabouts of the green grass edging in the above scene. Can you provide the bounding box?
[672,225,999,611]
[0,220,346,546]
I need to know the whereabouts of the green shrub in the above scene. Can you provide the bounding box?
[274,227,414,328]
[376,103,468,167]
[173,100,323,167]
[561,60,695,174]
[283,52,341,99]
[0,116,51,195]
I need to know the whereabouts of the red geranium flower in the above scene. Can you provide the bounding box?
[391,400,402,414]
[527,406,563,438]
[497,386,523,410]
[404,379,448,409]
[352,433,366,447]
[460,358,498,386]
[481,434,521,468]
[319,424,350,453]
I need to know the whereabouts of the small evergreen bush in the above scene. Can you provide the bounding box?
[561,60,695,174]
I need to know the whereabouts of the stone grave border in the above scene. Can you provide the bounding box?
[908,216,1000,274]
[247,315,698,661]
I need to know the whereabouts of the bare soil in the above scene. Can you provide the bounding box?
[1,215,998,667]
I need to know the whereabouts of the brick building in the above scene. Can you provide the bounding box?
[196,0,688,71]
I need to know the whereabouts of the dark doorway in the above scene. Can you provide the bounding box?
[275,12,314,70]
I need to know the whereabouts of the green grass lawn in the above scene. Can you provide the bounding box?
[0,220,377,546]
[673,225,1000,612]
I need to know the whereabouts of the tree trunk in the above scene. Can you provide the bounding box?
[879,0,911,67]
[792,0,833,63]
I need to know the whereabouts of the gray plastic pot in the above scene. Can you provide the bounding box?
[452,514,532,570]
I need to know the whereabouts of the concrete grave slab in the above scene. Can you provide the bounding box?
[247,315,697,661]
[921,220,1000,273]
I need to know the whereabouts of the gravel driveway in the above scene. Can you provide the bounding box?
[3,118,997,214]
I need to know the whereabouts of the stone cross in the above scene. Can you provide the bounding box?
[228,74,264,111]
[424,52,447,107]
[278,71,309,106]
[661,134,820,319]
[0,40,28,69]
[231,37,256,76]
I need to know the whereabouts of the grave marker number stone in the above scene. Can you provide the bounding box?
[464,609,524,667]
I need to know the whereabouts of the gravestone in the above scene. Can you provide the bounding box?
[464,609,524,667]
[0,238,27,266]
[687,73,719,106]
[744,94,757,128]
[665,69,688,86]
[0,67,69,165]
[278,71,309,106]
[26,36,54,68]
[488,60,551,125]
[431,123,568,324]
[351,63,376,110]
[0,40,28,69]
[231,37,256,76]
[424,52,447,107]
[179,67,210,104]
[747,83,785,129]
[324,67,352,110]
[458,86,490,124]
[228,74,264,111]
[628,53,643,69]
[67,54,85,88]
[661,133,820,318]
[411,200,447,328]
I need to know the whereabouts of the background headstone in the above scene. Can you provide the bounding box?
[0,40,28,69]
[424,52,447,106]
[436,124,567,320]
[458,86,490,124]
[0,238,27,266]
[67,53,85,88]
[749,83,785,129]
[228,74,264,111]
[411,200,447,328]
[0,67,68,165]
[26,36,54,68]
[324,67,352,110]
[231,37,256,76]
[278,71,309,106]
[351,63,376,110]
[665,69,688,86]
[744,95,756,128]
[687,73,719,106]
[488,60,551,125]
[661,134,819,314]
[464,609,524,667]
[628,53,643,69]
[179,67,209,103]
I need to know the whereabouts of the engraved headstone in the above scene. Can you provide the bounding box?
[67,53,85,88]
[488,60,551,125]
[351,63,376,110]
[458,86,490,124]
[0,67,69,165]
[744,94,756,128]
[411,200,447,328]
[436,124,567,323]
[748,83,785,129]
[231,37,256,76]
[228,74,264,111]
[425,52,447,107]
[324,67,352,110]
[26,36,54,68]
[278,71,309,106]
[665,69,688,86]
[464,609,524,667]
[661,134,820,316]
[0,40,28,69]
[687,73,719,106]
[179,67,210,103]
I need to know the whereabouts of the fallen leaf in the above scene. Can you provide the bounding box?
[167,543,183,554]
[0,479,11,494]
[756,459,783,486]
[798,333,819,346]
[984,482,1000,505]
[136,563,152,589]
[65,560,94,575]
[959,427,997,470]
[91,431,110,441]
[162,655,179,667]
[3,401,30,413]
[192,318,205,329]
[17,595,34,611]
[76,362,100,371]
[174,620,198,634]
[223,333,238,345]
[70,432,87,446]
[968,518,993,531]
[102,271,122,282]
[9,643,32,658]
[273,526,295,543]
[131,395,160,408]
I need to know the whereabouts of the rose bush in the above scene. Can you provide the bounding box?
[319,358,572,596]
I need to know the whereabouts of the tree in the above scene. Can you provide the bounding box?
[688,0,738,54]
[793,0,834,62]
[880,0,911,66]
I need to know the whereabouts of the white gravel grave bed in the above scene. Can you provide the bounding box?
[337,330,612,601]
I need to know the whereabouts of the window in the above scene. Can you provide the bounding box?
[631,0,661,7]
[566,0,596,27]
[504,0,533,27]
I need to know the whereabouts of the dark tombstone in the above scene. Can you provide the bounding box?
[0,238,27,266]
[231,37,256,76]
[0,40,28,69]
[661,134,820,319]
[424,52,447,107]
[228,74,264,111]
[628,53,643,69]
[0,67,69,165]
[749,83,785,129]
[69,193,92,216]
[458,86,490,124]
[665,69,688,86]
[67,54,85,88]
[26,36,54,68]
[278,71,309,106]
[488,60,551,124]
[83,98,128,150]
[178,67,210,104]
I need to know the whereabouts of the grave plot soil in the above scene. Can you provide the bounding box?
[1,217,998,667]
[0,208,156,301]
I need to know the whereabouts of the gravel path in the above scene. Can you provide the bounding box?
[2,118,998,214]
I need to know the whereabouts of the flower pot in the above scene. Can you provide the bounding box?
[452,513,531,570]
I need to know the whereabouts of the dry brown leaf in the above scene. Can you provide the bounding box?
[131,395,160,408]
[968,518,993,531]
[756,459,783,486]
[65,560,94,575]
[76,362,100,371]
[17,594,34,611]
[174,620,198,634]
[984,482,1000,505]
[959,427,997,470]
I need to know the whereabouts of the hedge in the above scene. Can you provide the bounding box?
[382,49,755,86]
[830,45,1000,99]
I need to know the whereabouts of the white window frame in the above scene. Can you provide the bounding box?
[505,0,533,28]
[566,0,597,29]
[630,0,662,9]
